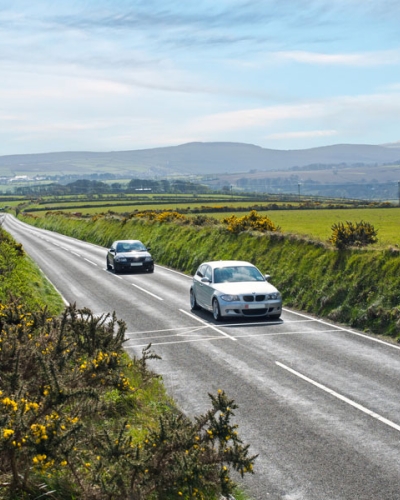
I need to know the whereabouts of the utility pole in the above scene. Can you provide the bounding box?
[298,183,301,203]
[398,181,400,207]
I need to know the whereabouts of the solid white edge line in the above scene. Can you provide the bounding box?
[276,361,400,433]
[179,309,237,340]
[283,307,400,351]
[39,270,69,306]
[131,283,163,301]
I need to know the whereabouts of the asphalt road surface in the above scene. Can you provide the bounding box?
[3,213,400,500]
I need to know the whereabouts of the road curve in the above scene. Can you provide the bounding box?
[3,213,400,500]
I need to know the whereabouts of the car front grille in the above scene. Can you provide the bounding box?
[243,295,266,302]
[126,257,146,263]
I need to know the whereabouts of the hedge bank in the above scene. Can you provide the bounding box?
[20,214,400,339]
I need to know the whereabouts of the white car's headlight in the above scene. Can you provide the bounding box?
[267,292,281,300]
[220,294,240,302]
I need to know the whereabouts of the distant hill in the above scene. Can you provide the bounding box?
[1,141,400,178]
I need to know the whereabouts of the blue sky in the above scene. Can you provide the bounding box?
[1,0,400,155]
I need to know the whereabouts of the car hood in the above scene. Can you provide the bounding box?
[116,251,151,258]
[212,281,279,295]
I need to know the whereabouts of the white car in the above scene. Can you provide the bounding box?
[190,260,282,321]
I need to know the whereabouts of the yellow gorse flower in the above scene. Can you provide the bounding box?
[2,429,14,439]
[1,397,18,411]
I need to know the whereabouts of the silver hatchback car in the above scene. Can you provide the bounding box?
[190,260,282,321]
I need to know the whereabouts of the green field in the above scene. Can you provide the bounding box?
[6,192,400,248]
[240,208,400,248]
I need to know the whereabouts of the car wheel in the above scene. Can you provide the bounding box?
[190,288,200,310]
[212,298,222,321]
[113,263,120,274]
[106,259,112,271]
[146,266,154,273]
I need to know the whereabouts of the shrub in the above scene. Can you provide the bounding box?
[222,210,280,234]
[0,300,257,499]
[329,220,378,249]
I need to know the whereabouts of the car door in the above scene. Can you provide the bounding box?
[201,265,215,309]
[108,242,117,267]
[196,264,214,309]
[193,264,210,308]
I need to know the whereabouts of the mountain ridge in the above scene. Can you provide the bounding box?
[1,141,400,178]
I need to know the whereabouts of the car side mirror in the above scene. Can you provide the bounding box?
[264,274,271,281]
[109,248,116,253]
[201,277,211,283]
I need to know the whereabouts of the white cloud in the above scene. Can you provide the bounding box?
[187,91,400,144]
[275,49,400,66]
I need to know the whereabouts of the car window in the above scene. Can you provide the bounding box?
[214,268,232,283]
[115,242,145,252]
[204,266,212,281]
[129,242,145,251]
[196,264,206,278]
[231,266,264,282]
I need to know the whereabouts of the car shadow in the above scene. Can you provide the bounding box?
[190,309,283,327]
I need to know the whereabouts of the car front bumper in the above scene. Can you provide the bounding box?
[219,300,282,318]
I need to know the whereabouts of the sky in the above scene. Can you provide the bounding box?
[1,0,400,156]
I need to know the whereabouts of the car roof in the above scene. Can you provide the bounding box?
[201,260,255,269]
[113,239,142,244]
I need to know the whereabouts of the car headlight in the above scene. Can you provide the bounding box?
[115,257,127,262]
[267,292,281,300]
[220,294,240,302]
[144,256,153,262]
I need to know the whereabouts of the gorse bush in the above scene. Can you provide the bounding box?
[0,299,257,500]
[222,210,280,234]
[329,220,378,249]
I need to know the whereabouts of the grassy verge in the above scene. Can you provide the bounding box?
[0,227,64,314]
[19,212,400,339]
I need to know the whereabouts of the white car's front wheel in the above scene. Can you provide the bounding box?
[190,288,200,310]
[212,298,222,321]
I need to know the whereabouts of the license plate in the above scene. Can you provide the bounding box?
[244,303,266,309]
[130,262,142,266]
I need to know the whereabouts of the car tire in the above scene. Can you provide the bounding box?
[146,266,154,273]
[106,259,112,271]
[190,288,200,310]
[212,298,222,321]
[113,264,120,274]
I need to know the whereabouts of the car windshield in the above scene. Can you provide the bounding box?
[116,242,145,252]
[213,266,264,283]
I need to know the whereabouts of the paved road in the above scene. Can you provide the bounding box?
[3,213,400,500]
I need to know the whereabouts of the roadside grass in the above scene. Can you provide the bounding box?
[0,227,64,314]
